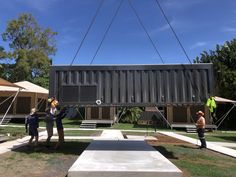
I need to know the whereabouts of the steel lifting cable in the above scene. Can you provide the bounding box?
[90,0,124,65]
[153,0,203,101]
[69,0,105,66]
[153,0,205,127]
[154,0,192,64]
[128,0,165,64]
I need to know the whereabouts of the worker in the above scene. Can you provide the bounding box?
[25,108,39,147]
[196,110,207,149]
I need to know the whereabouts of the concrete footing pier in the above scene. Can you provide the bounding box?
[68,140,182,177]
[68,130,182,177]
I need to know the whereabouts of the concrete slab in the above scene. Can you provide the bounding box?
[68,140,182,177]
[211,142,236,148]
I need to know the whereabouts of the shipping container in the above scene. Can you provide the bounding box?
[49,64,214,107]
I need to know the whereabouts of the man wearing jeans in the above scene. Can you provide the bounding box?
[196,111,207,149]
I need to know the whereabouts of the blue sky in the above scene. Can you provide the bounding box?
[0,0,236,65]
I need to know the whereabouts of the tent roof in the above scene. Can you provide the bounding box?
[214,96,236,103]
[0,78,23,88]
[0,81,48,94]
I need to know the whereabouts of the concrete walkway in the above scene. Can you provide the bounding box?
[159,131,236,158]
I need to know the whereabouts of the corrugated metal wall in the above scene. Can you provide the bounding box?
[49,64,214,106]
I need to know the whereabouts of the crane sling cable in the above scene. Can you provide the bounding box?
[154,0,192,64]
[154,0,202,99]
[153,0,204,129]
[90,0,124,64]
[128,0,164,64]
[90,0,164,64]
[69,0,105,66]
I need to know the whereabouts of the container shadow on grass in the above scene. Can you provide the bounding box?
[152,145,178,159]
[12,141,91,156]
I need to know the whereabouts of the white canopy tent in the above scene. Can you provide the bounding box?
[214,96,236,104]
[0,79,22,124]
[0,80,48,124]
[0,78,23,88]
[213,96,236,128]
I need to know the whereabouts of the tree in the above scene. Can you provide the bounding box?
[120,107,143,124]
[0,46,7,59]
[1,13,57,88]
[194,39,236,99]
[0,46,8,76]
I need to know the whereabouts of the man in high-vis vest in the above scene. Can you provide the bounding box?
[196,111,207,149]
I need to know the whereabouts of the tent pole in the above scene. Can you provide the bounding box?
[0,92,16,106]
[154,106,172,129]
[35,97,45,111]
[77,106,85,120]
[0,88,21,125]
[217,103,236,129]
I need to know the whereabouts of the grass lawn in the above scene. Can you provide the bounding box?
[64,130,102,136]
[39,118,82,128]
[106,123,170,131]
[9,118,82,128]
[152,143,236,177]
[0,126,27,140]
[179,131,236,143]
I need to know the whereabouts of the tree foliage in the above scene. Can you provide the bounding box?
[1,13,57,88]
[119,107,143,124]
[194,39,236,99]
[0,46,7,59]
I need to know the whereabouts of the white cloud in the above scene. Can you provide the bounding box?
[58,34,77,46]
[24,0,60,11]
[164,0,204,10]
[156,20,175,32]
[222,27,236,32]
[190,42,207,49]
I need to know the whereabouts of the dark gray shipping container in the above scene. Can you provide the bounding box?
[49,64,214,106]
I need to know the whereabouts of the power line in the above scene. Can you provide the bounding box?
[128,0,164,64]
[90,0,124,65]
[70,0,105,66]
[154,0,192,64]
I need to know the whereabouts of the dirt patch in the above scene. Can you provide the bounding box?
[147,133,195,147]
